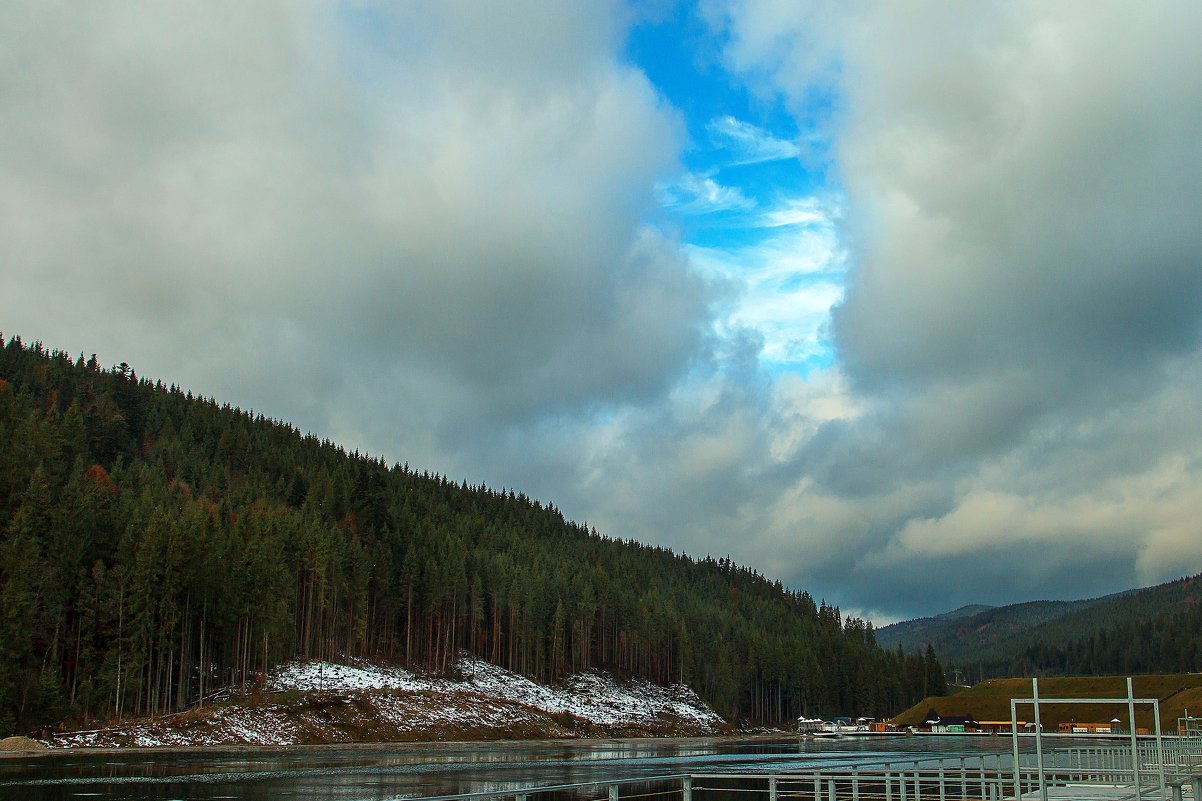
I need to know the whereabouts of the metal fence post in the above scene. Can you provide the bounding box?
[1129,677,1142,801]
[770,775,778,801]
[609,784,619,801]
[1012,698,1022,801]
[682,777,692,801]
[1154,699,1166,801]
[1033,677,1048,801]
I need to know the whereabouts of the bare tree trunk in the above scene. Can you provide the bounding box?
[115,583,124,721]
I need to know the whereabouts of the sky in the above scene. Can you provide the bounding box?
[3,1,1202,623]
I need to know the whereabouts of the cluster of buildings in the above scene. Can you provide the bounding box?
[799,711,1151,736]
[796,717,894,735]
[918,711,1148,735]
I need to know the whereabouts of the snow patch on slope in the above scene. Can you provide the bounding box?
[49,654,725,748]
[460,660,717,727]
[267,659,433,692]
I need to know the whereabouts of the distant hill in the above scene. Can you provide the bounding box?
[941,604,997,620]
[876,604,994,654]
[877,599,1109,664]
[879,574,1202,680]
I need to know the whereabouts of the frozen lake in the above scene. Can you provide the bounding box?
[0,735,1032,801]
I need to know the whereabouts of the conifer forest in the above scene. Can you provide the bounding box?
[0,334,945,736]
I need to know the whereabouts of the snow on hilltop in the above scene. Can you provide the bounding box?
[49,654,726,748]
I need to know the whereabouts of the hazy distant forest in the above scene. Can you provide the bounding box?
[0,335,946,736]
[958,605,1202,681]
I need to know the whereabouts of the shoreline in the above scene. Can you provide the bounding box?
[0,730,792,759]
[27,656,732,751]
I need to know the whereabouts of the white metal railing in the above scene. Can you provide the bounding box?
[1008,677,1202,801]
[408,744,1202,801]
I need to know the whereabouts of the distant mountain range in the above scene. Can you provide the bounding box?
[878,573,1202,679]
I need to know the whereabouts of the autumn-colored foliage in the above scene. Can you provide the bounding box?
[85,463,117,495]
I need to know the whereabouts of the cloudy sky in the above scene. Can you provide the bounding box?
[4,1,1201,622]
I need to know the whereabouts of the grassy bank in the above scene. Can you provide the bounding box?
[893,674,1202,730]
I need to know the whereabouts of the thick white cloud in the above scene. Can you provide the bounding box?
[706,0,1202,616]
[0,1,712,471]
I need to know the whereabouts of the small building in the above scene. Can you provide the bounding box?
[922,711,979,733]
[797,717,825,734]
[1058,722,1114,734]
[978,720,1026,734]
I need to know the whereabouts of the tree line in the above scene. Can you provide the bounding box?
[956,603,1202,681]
[0,334,945,735]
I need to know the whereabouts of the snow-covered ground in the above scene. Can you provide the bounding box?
[49,654,725,748]
[266,659,431,692]
[267,656,718,728]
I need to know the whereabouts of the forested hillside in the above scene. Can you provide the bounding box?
[877,599,1104,667]
[880,574,1202,683]
[0,335,943,736]
[875,604,996,655]
[955,575,1202,679]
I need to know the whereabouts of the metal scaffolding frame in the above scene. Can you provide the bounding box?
[1010,677,1165,801]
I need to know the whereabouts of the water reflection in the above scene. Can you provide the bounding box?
[0,736,1030,801]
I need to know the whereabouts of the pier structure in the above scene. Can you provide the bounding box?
[1009,676,1176,801]
[415,678,1202,801]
